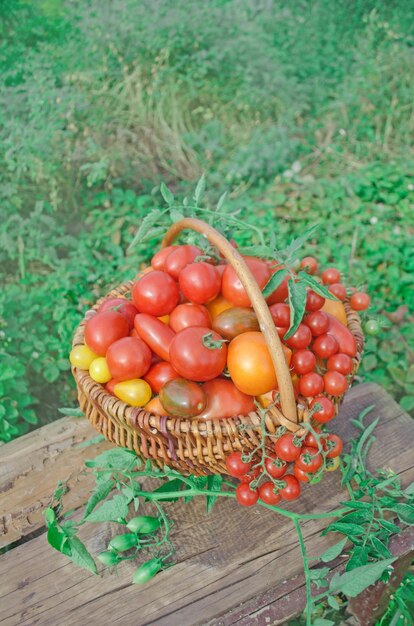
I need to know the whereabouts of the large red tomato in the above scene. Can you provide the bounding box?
[194,379,255,419]
[222,257,271,307]
[159,378,207,417]
[169,327,227,382]
[134,314,175,361]
[164,245,202,280]
[132,270,179,317]
[84,311,129,356]
[151,245,177,271]
[179,262,221,304]
[106,337,151,380]
[144,361,179,393]
[99,298,138,330]
[326,314,357,357]
[169,303,211,333]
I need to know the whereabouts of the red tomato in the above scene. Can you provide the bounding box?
[164,245,202,280]
[239,466,261,483]
[259,481,281,505]
[266,265,290,305]
[169,327,227,382]
[350,292,370,311]
[303,429,321,448]
[306,290,325,311]
[279,475,301,500]
[304,311,329,336]
[194,379,255,419]
[106,337,151,381]
[105,378,121,395]
[323,371,348,396]
[327,353,353,375]
[215,264,227,277]
[226,451,252,477]
[296,446,323,473]
[84,311,129,356]
[264,455,287,478]
[321,268,341,285]
[294,465,310,482]
[134,314,175,361]
[299,372,324,397]
[324,434,343,458]
[300,256,318,274]
[310,396,335,423]
[144,361,179,393]
[222,257,270,307]
[275,325,288,338]
[99,298,138,330]
[312,333,339,359]
[269,303,290,327]
[326,314,357,357]
[236,483,259,506]
[179,262,221,304]
[274,433,302,462]
[132,270,179,317]
[159,378,207,417]
[291,349,316,375]
[329,283,346,301]
[169,303,211,333]
[286,324,312,349]
[151,245,177,271]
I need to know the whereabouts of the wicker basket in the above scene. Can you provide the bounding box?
[72,218,364,476]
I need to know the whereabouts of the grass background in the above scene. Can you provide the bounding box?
[1,0,413,443]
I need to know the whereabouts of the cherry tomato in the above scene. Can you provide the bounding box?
[159,378,207,418]
[329,283,346,301]
[296,446,323,473]
[269,303,290,327]
[312,333,339,359]
[113,378,152,407]
[279,475,301,500]
[227,331,291,395]
[324,434,343,458]
[239,465,261,483]
[134,314,175,361]
[179,262,221,304]
[323,371,348,396]
[303,429,321,448]
[259,481,281,505]
[212,307,259,340]
[194,379,255,419]
[145,395,167,416]
[299,372,324,397]
[169,327,227,382]
[350,292,370,311]
[164,245,202,280]
[215,264,227,278]
[326,314,357,357]
[226,451,252,477]
[291,349,316,375]
[99,298,138,330]
[144,361,179,393]
[327,353,353,375]
[300,256,318,274]
[84,311,129,356]
[274,433,302,462]
[105,378,120,395]
[364,319,380,336]
[306,290,325,311]
[151,245,177,271]
[89,357,112,383]
[321,268,341,285]
[304,311,329,336]
[264,455,287,478]
[106,337,151,381]
[206,295,233,320]
[275,325,288,338]
[169,303,211,333]
[222,257,270,307]
[236,482,259,507]
[286,324,312,349]
[294,465,310,482]
[70,344,99,369]
[310,396,335,423]
[325,457,340,471]
[132,270,179,317]
[321,299,348,326]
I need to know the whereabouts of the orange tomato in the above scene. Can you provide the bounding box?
[321,299,347,326]
[206,295,232,320]
[145,396,167,416]
[227,331,291,396]
[158,315,170,324]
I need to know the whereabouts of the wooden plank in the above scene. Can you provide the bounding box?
[0,383,413,626]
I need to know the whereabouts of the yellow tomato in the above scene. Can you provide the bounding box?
[89,357,112,383]
[321,300,347,326]
[256,390,275,408]
[158,315,170,324]
[206,295,232,320]
[69,344,99,369]
[325,457,340,472]
[114,379,152,407]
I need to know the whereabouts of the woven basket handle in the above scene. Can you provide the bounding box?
[162,217,298,424]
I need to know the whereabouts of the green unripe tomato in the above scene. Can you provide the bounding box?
[126,515,161,534]
[132,558,162,585]
[364,319,380,336]
[97,550,120,566]
[108,532,139,552]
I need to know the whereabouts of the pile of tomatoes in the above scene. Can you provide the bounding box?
[70,242,370,503]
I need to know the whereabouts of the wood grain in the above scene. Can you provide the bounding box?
[0,383,413,626]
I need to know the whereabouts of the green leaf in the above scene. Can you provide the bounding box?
[298,272,338,301]
[356,417,379,460]
[319,538,347,563]
[262,268,290,298]
[76,435,106,448]
[309,566,330,580]
[327,595,340,611]
[85,494,129,522]
[284,279,307,339]
[392,503,414,525]
[47,525,71,556]
[281,224,319,261]
[346,545,369,571]
[150,478,184,502]
[400,396,414,412]
[377,519,401,534]
[170,209,184,223]
[85,448,137,470]
[404,481,414,496]
[323,521,366,537]
[83,479,115,519]
[312,618,334,626]
[194,173,206,205]
[206,475,223,513]
[160,183,174,206]
[371,537,392,559]
[45,507,56,527]
[330,558,395,597]
[217,191,227,212]
[127,209,162,251]
[58,407,84,417]
[67,536,97,574]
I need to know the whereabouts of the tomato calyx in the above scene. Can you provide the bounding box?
[202,331,228,350]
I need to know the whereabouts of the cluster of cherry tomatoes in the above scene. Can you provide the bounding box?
[70,244,370,452]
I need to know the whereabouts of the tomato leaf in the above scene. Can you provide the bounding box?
[194,173,206,205]
[298,272,338,301]
[85,448,137,470]
[319,538,347,563]
[82,479,115,520]
[160,183,174,207]
[58,407,84,417]
[67,536,97,574]
[47,524,71,556]
[170,209,184,223]
[262,268,289,298]
[346,545,369,571]
[327,595,340,611]
[370,537,392,559]
[206,475,223,513]
[85,494,130,522]
[404,481,414,496]
[330,558,395,597]
[150,478,184,502]
[280,224,319,262]
[216,191,227,213]
[391,503,414,525]
[322,521,366,537]
[76,435,106,448]
[284,279,307,339]
[312,619,334,626]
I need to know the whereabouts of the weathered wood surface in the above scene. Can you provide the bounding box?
[0,383,413,626]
